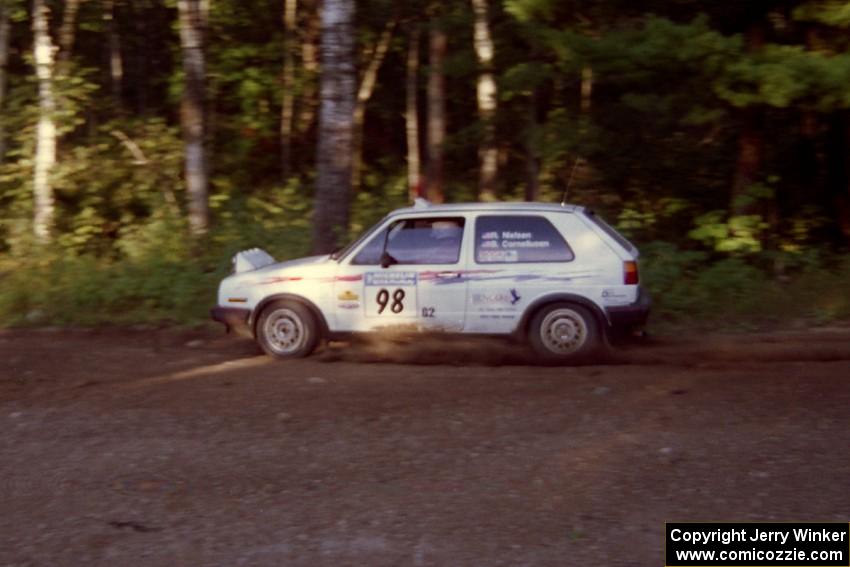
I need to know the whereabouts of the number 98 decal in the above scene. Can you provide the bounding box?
[376,288,406,314]
[364,272,417,318]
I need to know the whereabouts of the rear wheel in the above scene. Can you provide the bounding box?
[256,300,319,359]
[528,303,601,363]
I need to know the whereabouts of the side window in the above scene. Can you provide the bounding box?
[352,217,465,265]
[475,215,574,264]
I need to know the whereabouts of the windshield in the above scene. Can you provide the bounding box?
[330,217,388,262]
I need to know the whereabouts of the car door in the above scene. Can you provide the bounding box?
[464,213,578,334]
[334,215,469,332]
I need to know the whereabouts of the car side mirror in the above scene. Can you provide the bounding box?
[380,251,397,269]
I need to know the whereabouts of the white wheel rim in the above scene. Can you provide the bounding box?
[263,308,307,355]
[539,308,588,355]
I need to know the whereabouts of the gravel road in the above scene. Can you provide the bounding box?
[2,327,849,566]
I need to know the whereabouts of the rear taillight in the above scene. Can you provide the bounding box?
[624,261,639,285]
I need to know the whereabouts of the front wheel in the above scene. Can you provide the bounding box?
[256,300,320,359]
[528,303,602,363]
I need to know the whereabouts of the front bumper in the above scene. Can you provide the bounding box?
[210,306,252,337]
[605,289,651,332]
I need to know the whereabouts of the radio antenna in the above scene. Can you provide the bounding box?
[561,158,580,207]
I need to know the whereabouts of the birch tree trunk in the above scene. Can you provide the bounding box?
[104,0,124,105]
[178,0,209,235]
[311,0,355,254]
[405,29,421,201]
[32,0,57,241]
[471,0,497,201]
[0,0,10,163]
[297,0,320,136]
[351,18,395,193]
[57,0,81,67]
[424,24,446,204]
[280,0,297,181]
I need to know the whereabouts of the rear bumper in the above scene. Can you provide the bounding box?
[210,306,252,336]
[605,289,651,332]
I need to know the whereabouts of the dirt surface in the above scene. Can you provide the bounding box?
[2,326,849,566]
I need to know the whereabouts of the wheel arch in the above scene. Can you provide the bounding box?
[251,293,330,339]
[514,293,609,341]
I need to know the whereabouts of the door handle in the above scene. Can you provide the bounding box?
[435,271,461,279]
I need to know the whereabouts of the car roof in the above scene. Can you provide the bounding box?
[387,201,585,217]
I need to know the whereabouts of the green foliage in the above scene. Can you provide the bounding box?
[3,0,850,331]
[0,183,319,326]
[641,242,850,329]
[500,62,553,100]
[688,211,768,253]
[349,173,410,237]
[504,0,555,23]
[1,115,184,256]
[794,1,850,28]
[0,250,222,326]
[715,45,850,111]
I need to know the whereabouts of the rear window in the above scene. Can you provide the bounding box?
[474,215,574,264]
[586,211,636,254]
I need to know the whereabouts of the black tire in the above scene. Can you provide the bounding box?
[528,302,602,363]
[256,300,320,359]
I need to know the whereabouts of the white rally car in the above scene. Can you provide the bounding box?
[211,201,650,362]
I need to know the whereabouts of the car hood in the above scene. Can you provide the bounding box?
[253,253,332,275]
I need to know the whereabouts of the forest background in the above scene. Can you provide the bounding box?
[1,0,849,330]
